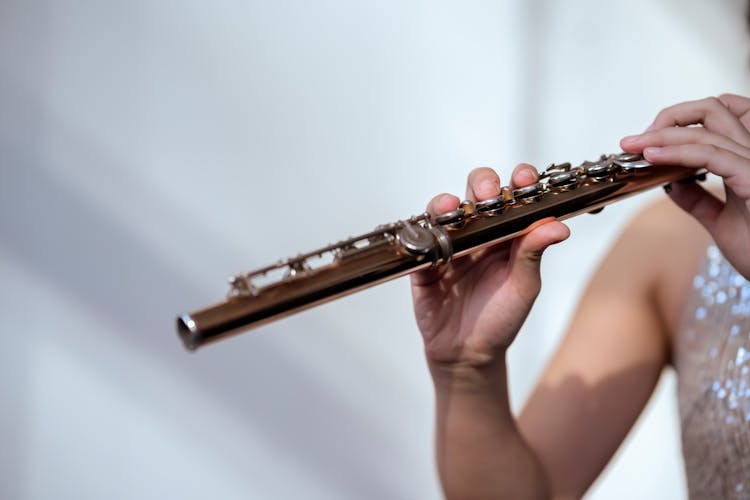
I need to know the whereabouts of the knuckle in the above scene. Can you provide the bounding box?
[704,96,726,113]
[653,107,671,125]
[718,93,734,106]
[675,126,709,144]
[525,250,543,264]
[705,143,721,155]
[647,127,667,141]
[705,96,721,106]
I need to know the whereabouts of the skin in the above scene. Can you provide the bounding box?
[412,94,750,499]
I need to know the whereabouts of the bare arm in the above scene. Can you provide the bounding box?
[430,357,549,499]
[518,200,707,497]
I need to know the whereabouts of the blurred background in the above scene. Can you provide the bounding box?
[1,0,749,498]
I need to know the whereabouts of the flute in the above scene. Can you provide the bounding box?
[176,153,703,351]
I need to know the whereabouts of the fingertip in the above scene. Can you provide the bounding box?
[428,193,460,215]
[523,218,571,252]
[552,220,572,243]
[536,219,571,245]
[620,136,638,153]
[467,167,500,201]
[620,136,640,153]
[510,163,538,187]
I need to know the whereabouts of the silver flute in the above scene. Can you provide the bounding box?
[177,153,703,350]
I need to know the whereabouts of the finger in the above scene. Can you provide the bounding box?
[426,193,460,216]
[645,97,750,146]
[506,219,570,301]
[413,193,461,287]
[643,144,750,186]
[621,126,750,158]
[665,181,723,235]
[411,264,447,287]
[466,167,500,202]
[719,93,750,132]
[509,163,539,189]
[718,93,750,117]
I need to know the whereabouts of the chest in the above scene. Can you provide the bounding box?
[674,245,750,498]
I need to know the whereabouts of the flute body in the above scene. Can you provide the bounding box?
[177,153,701,350]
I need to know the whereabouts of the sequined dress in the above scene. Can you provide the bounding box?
[675,245,750,499]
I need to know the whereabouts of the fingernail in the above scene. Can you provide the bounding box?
[663,183,672,194]
[621,134,640,143]
[479,179,498,196]
[513,167,535,185]
[644,146,662,157]
[521,167,536,181]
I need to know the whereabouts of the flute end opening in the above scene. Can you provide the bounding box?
[177,314,200,352]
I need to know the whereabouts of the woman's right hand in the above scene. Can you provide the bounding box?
[411,164,570,371]
[621,94,750,280]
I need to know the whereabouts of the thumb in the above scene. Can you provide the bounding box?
[507,218,570,298]
[665,181,723,233]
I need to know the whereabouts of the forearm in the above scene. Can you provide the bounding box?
[429,357,550,500]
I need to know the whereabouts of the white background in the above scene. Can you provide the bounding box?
[1,1,749,498]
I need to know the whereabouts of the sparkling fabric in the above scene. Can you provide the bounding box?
[675,245,750,499]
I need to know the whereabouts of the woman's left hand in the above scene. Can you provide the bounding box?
[620,94,750,279]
